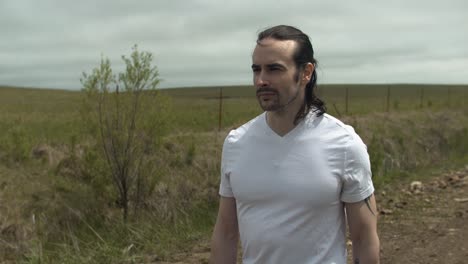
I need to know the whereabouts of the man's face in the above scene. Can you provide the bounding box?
[251,38,306,113]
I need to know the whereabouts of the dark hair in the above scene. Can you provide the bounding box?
[257,25,326,123]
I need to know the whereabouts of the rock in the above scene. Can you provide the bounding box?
[403,190,413,196]
[32,144,52,160]
[454,198,468,203]
[410,181,423,193]
[447,175,461,184]
[456,176,468,187]
[395,202,407,208]
[380,208,393,215]
[438,180,448,189]
[448,228,457,233]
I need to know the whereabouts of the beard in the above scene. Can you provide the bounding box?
[256,86,300,112]
[256,87,280,111]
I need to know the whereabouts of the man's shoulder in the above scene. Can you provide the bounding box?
[224,112,265,145]
[311,113,363,145]
[313,113,354,134]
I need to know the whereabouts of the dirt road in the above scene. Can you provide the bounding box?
[378,166,468,263]
[160,165,468,264]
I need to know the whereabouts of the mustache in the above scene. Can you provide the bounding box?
[256,87,278,95]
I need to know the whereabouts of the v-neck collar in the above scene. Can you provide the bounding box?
[261,112,305,141]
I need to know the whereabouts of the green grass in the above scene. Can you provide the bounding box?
[1,84,466,137]
[0,84,467,262]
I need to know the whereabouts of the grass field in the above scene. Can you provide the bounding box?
[1,84,466,137]
[163,84,467,131]
[0,84,467,262]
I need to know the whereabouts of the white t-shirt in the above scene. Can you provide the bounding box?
[219,112,374,264]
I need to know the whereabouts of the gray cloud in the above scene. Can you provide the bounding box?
[1,0,467,90]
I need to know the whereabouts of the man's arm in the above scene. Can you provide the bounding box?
[210,196,239,264]
[346,194,380,264]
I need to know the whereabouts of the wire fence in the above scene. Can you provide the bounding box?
[314,84,467,117]
[164,84,467,132]
[217,84,468,129]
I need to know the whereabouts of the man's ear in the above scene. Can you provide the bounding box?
[302,62,315,83]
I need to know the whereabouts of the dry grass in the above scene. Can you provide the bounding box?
[0,85,467,262]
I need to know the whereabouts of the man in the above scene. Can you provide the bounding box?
[210,25,379,264]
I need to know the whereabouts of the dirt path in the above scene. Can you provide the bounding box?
[378,166,468,263]
[160,165,468,264]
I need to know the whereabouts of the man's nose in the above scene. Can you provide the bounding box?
[255,72,269,87]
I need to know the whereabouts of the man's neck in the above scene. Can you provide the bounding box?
[266,109,299,137]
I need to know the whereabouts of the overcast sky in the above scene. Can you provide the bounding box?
[1,0,467,90]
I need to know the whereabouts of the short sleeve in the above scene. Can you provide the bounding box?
[219,131,236,197]
[340,134,374,203]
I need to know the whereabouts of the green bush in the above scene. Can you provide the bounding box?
[0,126,32,164]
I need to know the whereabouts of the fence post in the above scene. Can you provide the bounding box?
[447,86,451,107]
[345,86,349,114]
[419,87,424,108]
[386,85,390,112]
[218,87,223,131]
